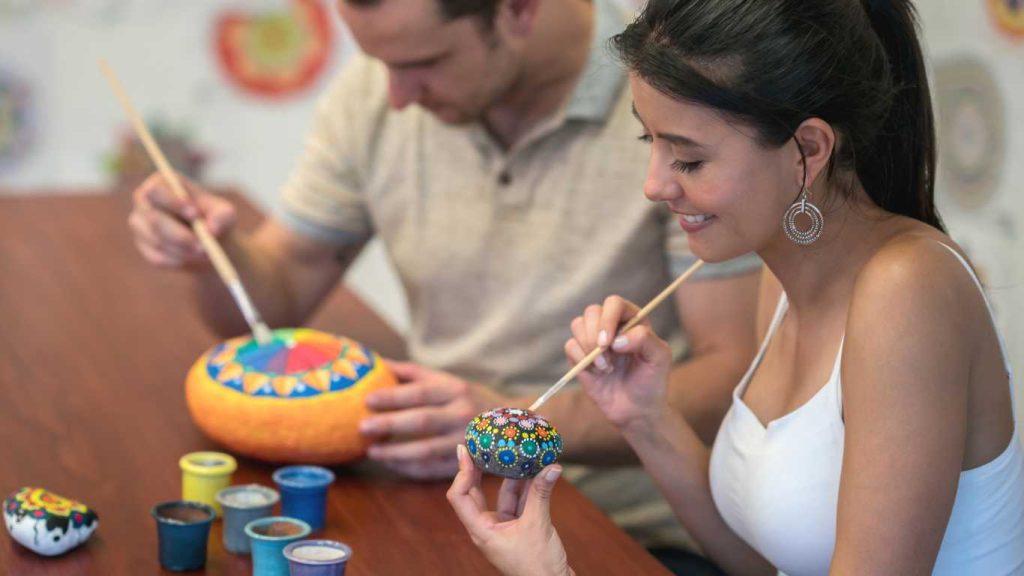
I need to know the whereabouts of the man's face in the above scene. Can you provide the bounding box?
[338,0,521,124]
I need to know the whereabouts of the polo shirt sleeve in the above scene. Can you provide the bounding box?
[276,53,386,247]
[663,210,763,280]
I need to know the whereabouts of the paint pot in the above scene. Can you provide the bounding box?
[284,539,352,576]
[180,451,237,517]
[245,516,312,576]
[271,465,335,530]
[151,500,215,571]
[215,484,279,554]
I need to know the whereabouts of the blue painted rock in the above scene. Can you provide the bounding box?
[4,487,98,556]
[465,408,563,479]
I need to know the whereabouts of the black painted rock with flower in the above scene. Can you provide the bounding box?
[465,407,563,479]
[4,487,99,556]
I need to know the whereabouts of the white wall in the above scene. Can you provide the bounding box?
[2,0,1022,421]
[0,0,410,332]
[916,1,1024,420]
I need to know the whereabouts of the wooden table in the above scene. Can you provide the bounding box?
[0,193,671,575]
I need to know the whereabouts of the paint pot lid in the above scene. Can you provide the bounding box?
[215,484,280,509]
[243,516,312,541]
[151,500,216,525]
[179,451,238,476]
[284,539,352,565]
[272,465,335,489]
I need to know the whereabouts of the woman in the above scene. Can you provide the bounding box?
[446,0,1024,574]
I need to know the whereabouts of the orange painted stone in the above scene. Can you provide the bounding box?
[186,328,396,464]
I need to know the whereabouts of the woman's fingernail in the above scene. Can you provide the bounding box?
[594,354,608,371]
[457,444,465,460]
[612,336,629,351]
[598,330,609,347]
[546,466,562,481]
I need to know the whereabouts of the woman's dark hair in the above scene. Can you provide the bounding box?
[613,0,943,231]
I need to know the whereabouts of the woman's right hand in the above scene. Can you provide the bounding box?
[564,295,674,430]
[127,172,237,269]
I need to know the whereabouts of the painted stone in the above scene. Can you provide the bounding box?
[465,408,563,479]
[0,68,33,173]
[186,328,397,464]
[4,487,98,556]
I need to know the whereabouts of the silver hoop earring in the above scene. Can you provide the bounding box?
[783,187,823,245]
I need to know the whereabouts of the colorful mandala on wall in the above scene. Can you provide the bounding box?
[934,57,1005,211]
[215,0,334,99]
[0,69,33,172]
[988,0,1024,39]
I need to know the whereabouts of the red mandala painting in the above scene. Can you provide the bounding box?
[215,0,334,99]
[989,0,1024,39]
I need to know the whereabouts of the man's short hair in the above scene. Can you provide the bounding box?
[345,0,500,23]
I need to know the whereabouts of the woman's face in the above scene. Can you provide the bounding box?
[630,74,800,262]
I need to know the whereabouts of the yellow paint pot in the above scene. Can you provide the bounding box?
[180,451,237,517]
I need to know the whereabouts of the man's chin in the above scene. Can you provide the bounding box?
[425,105,475,125]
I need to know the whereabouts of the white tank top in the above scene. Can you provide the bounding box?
[708,244,1024,576]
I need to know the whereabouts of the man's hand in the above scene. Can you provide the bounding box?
[128,172,238,269]
[360,361,512,480]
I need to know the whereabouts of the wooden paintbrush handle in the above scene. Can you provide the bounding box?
[529,259,705,411]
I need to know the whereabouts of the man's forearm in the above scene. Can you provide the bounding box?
[523,347,748,465]
[191,231,293,337]
[666,345,749,446]
[191,226,363,338]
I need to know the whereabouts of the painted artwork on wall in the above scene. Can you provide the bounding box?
[988,0,1024,40]
[214,0,334,100]
[102,119,209,188]
[0,68,33,174]
[934,57,1006,211]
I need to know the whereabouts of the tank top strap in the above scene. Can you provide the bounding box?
[734,294,789,398]
[933,242,1013,378]
[765,293,789,343]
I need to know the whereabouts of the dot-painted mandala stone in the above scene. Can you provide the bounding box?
[465,408,562,479]
[186,328,397,464]
[4,487,98,556]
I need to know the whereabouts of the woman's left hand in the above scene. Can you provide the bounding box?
[447,444,574,576]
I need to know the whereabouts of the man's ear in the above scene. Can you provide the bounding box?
[494,0,541,36]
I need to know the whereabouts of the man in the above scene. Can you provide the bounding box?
[129,0,760,571]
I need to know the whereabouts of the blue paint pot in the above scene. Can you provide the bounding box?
[151,500,215,571]
[271,465,335,531]
[245,516,312,576]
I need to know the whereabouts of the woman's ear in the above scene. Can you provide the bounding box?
[792,118,836,190]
